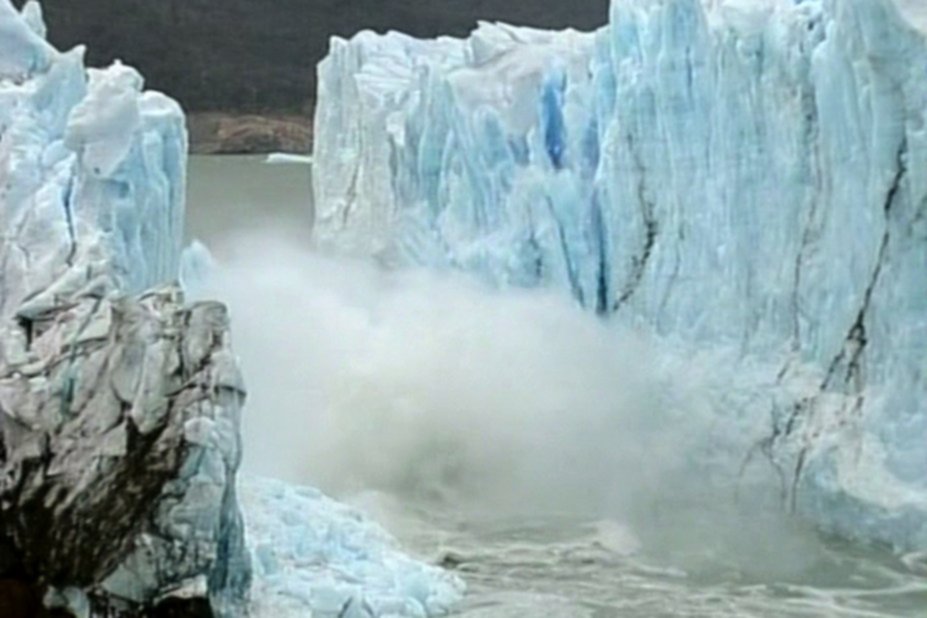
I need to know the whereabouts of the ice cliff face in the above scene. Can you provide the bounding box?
[314,0,927,550]
[0,2,248,615]
[0,1,185,319]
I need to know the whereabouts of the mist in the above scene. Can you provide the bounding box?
[199,229,776,500]
[194,228,827,577]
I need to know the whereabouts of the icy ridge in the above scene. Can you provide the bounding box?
[0,287,251,616]
[314,0,927,550]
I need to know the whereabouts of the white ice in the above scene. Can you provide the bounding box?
[0,0,186,319]
[265,152,314,165]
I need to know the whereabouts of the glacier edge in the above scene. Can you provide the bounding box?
[313,0,927,551]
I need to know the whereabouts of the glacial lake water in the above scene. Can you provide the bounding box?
[187,154,314,251]
[188,155,927,618]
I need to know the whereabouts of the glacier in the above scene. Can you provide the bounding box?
[0,1,250,614]
[0,2,460,616]
[0,3,185,319]
[314,0,927,551]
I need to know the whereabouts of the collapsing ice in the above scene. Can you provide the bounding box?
[314,0,927,551]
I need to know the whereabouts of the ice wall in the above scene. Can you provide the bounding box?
[0,2,251,614]
[314,0,927,550]
[0,0,186,320]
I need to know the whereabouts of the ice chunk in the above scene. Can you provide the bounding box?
[19,0,45,39]
[314,0,927,551]
[180,238,219,292]
[0,0,52,77]
[265,152,314,165]
[0,288,251,616]
[64,62,144,178]
[243,477,465,617]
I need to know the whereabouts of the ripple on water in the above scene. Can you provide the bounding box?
[385,506,927,618]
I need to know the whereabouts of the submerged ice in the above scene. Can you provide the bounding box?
[314,0,927,550]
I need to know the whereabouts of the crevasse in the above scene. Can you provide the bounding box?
[313,0,927,551]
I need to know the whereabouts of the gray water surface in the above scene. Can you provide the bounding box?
[187,155,314,253]
[188,156,927,618]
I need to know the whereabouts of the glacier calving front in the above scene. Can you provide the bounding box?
[314,0,927,550]
[0,2,249,613]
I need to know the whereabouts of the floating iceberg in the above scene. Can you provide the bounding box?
[265,152,314,165]
[314,0,927,550]
[243,477,464,618]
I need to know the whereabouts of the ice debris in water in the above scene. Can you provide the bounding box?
[243,477,464,618]
[314,0,927,551]
[265,152,314,165]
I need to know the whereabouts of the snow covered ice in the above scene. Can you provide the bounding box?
[314,0,927,551]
